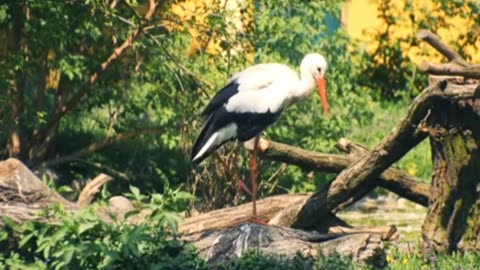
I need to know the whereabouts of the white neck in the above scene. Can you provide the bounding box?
[294,66,316,100]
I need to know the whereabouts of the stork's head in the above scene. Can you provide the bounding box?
[301,53,329,115]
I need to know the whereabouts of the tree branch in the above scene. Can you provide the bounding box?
[441,82,480,99]
[419,61,480,79]
[78,173,113,207]
[285,81,446,230]
[36,126,165,168]
[67,159,130,181]
[258,139,431,207]
[417,29,469,67]
[33,1,161,149]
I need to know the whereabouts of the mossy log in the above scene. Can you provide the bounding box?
[422,99,480,252]
[416,29,480,253]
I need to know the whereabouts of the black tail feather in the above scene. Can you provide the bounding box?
[191,115,216,164]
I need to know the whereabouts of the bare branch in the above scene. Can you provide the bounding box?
[78,173,113,206]
[417,29,469,67]
[258,139,431,207]
[37,126,165,168]
[284,82,448,230]
[420,61,480,79]
[68,159,130,181]
[34,1,161,148]
[441,82,480,99]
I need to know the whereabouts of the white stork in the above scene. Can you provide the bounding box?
[191,53,329,220]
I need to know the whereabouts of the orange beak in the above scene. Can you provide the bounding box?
[316,77,329,116]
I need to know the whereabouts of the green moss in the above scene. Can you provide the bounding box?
[447,134,471,167]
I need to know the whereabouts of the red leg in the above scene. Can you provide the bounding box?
[251,136,259,218]
[237,180,252,196]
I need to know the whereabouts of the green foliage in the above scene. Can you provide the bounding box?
[214,251,316,270]
[0,0,439,208]
[215,251,353,270]
[385,246,480,270]
[358,0,480,99]
[0,188,204,270]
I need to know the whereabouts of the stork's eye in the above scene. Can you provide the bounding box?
[317,67,322,73]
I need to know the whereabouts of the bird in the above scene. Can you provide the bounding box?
[191,53,329,221]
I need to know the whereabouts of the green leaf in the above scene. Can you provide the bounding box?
[61,245,75,265]
[124,210,140,220]
[129,186,141,201]
[78,222,96,235]
[19,232,36,248]
[0,231,7,242]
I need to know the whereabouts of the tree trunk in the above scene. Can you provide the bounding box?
[422,99,480,252]
[6,2,26,160]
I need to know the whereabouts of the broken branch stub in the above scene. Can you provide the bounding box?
[78,173,113,207]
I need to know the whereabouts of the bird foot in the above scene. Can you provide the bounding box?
[248,216,269,226]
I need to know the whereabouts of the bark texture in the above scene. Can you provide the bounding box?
[193,223,387,267]
[417,29,480,252]
[422,99,480,252]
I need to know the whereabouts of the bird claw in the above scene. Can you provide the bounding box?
[248,216,269,226]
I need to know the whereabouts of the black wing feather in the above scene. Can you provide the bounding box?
[202,81,239,117]
[235,109,282,141]
[190,108,235,164]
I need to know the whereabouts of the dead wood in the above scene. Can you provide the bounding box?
[417,29,469,67]
[191,223,386,267]
[257,138,430,229]
[279,81,449,230]
[336,138,432,209]
[417,30,480,252]
[0,158,394,264]
[180,194,311,236]
[0,158,75,207]
[258,139,431,207]
[78,173,113,206]
[328,225,398,241]
[419,62,480,79]
[0,158,135,225]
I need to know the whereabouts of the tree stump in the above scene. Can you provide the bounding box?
[422,99,480,252]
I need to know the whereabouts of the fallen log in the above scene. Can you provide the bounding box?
[0,158,393,266]
[0,158,129,224]
[180,193,311,236]
[0,158,76,207]
[192,223,387,267]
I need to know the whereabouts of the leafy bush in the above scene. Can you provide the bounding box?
[0,186,203,270]
[385,246,480,270]
[212,250,355,270]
